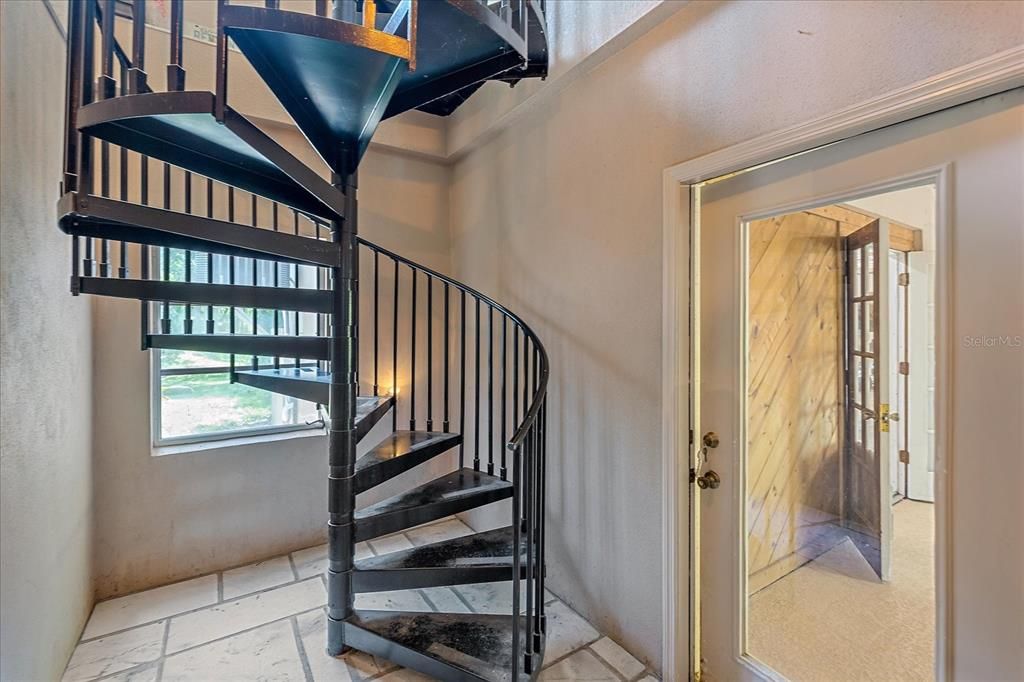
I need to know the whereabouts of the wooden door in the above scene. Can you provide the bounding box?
[842,219,893,580]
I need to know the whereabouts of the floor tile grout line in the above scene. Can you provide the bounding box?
[290,615,316,682]
[451,585,478,614]
[288,551,301,582]
[156,605,328,665]
[216,571,224,604]
[78,575,326,646]
[537,632,604,672]
[585,642,632,682]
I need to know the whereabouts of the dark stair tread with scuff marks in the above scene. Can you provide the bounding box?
[344,609,536,682]
[355,430,462,494]
[355,468,513,542]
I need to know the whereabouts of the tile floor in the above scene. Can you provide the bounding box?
[64,517,657,682]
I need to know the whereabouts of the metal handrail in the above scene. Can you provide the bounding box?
[355,236,549,450]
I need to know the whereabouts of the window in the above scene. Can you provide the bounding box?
[152,250,324,446]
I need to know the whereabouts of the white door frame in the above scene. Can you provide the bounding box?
[660,45,1024,682]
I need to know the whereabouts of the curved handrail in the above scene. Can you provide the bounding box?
[356,236,548,450]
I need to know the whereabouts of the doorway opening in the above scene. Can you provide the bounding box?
[744,185,937,680]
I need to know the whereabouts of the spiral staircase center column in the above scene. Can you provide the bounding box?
[328,166,359,655]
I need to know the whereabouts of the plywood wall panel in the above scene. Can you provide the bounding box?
[747,211,844,592]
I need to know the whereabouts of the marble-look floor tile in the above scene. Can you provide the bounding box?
[354,588,433,611]
[82,575,218,639]
[292,542,372,579]
[454,581,554,614]
[296,609,397,681]
[419,586,472,613]
[162,619,304,681]
[637,676,659,682]
[369,533,415,555]
[543,600,601,663]
[404,518,474,546]
[590,637,645,680]
[99,663,160,682]
[166,578,325,654]
[62,621,165,682]
[222,556,295,600]
[539,649,619,681]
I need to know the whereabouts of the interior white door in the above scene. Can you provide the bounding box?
[694,89,1023,680]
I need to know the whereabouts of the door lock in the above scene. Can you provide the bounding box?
[696,470,721,490]
[702,431,720,449]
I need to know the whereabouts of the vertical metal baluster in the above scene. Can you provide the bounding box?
[160,164,171,333]
[79,0,96,277]
[205,180,214,334]
[532,347,543,652]
[409,267,417,430]
[443,283,450,433]
[511,437,523,678]
[139,155,149,348]
[273,203,280,369]
[488,307,494,475]
[167,0,185,91]
[392,258,399,430]
[128,0,147,95]
[523,335,530,424]
[97,0,115,278]
[538,395,548,638]
[474,298,481,472]
[315,0,327,16]
[296,214,303,368]
[373,252,379,396]
[426,277,433,431]
[183,172,193,334]
[500,316,507,480]
[513,326,519,433]
[459,291,467,467]
[117,64,128,278]
[524,417,536,671]
[251,195,259,369]
[228,187,236,376]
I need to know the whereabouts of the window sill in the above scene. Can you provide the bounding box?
[153,426,327,457]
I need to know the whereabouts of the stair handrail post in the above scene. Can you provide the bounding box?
[128,0,148,94]
[166,0,185,91]
[214,0,229,121]
[326,156,358,657]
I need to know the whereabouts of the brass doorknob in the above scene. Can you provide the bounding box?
[697,470,721,490]
[702,432,720,449]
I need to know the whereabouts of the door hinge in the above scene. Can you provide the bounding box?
[898,272,910,286]
[899,449,910,464]
[689,428,694,446]
[899,361,910,375]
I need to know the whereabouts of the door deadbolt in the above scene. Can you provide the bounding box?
[696,470,721,490]
[702,431,720,449]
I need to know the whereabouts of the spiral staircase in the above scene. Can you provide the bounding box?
[57,1,549,679]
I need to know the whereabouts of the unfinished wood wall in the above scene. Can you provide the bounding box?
[747,211,844,592]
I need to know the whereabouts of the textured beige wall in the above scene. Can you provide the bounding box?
[448,0,1024,670]
[0,2,95,679]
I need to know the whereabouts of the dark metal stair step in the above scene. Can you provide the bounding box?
[148,334,329,361]
[383,1,546,119]
[354,526,523,592]
[76,277,331,313]
[343,609,538,682]
[222,5,410,174]
[355,431,462,495]
[76,91,344,220]
[59,193,339,267]
[355,469,513,542]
